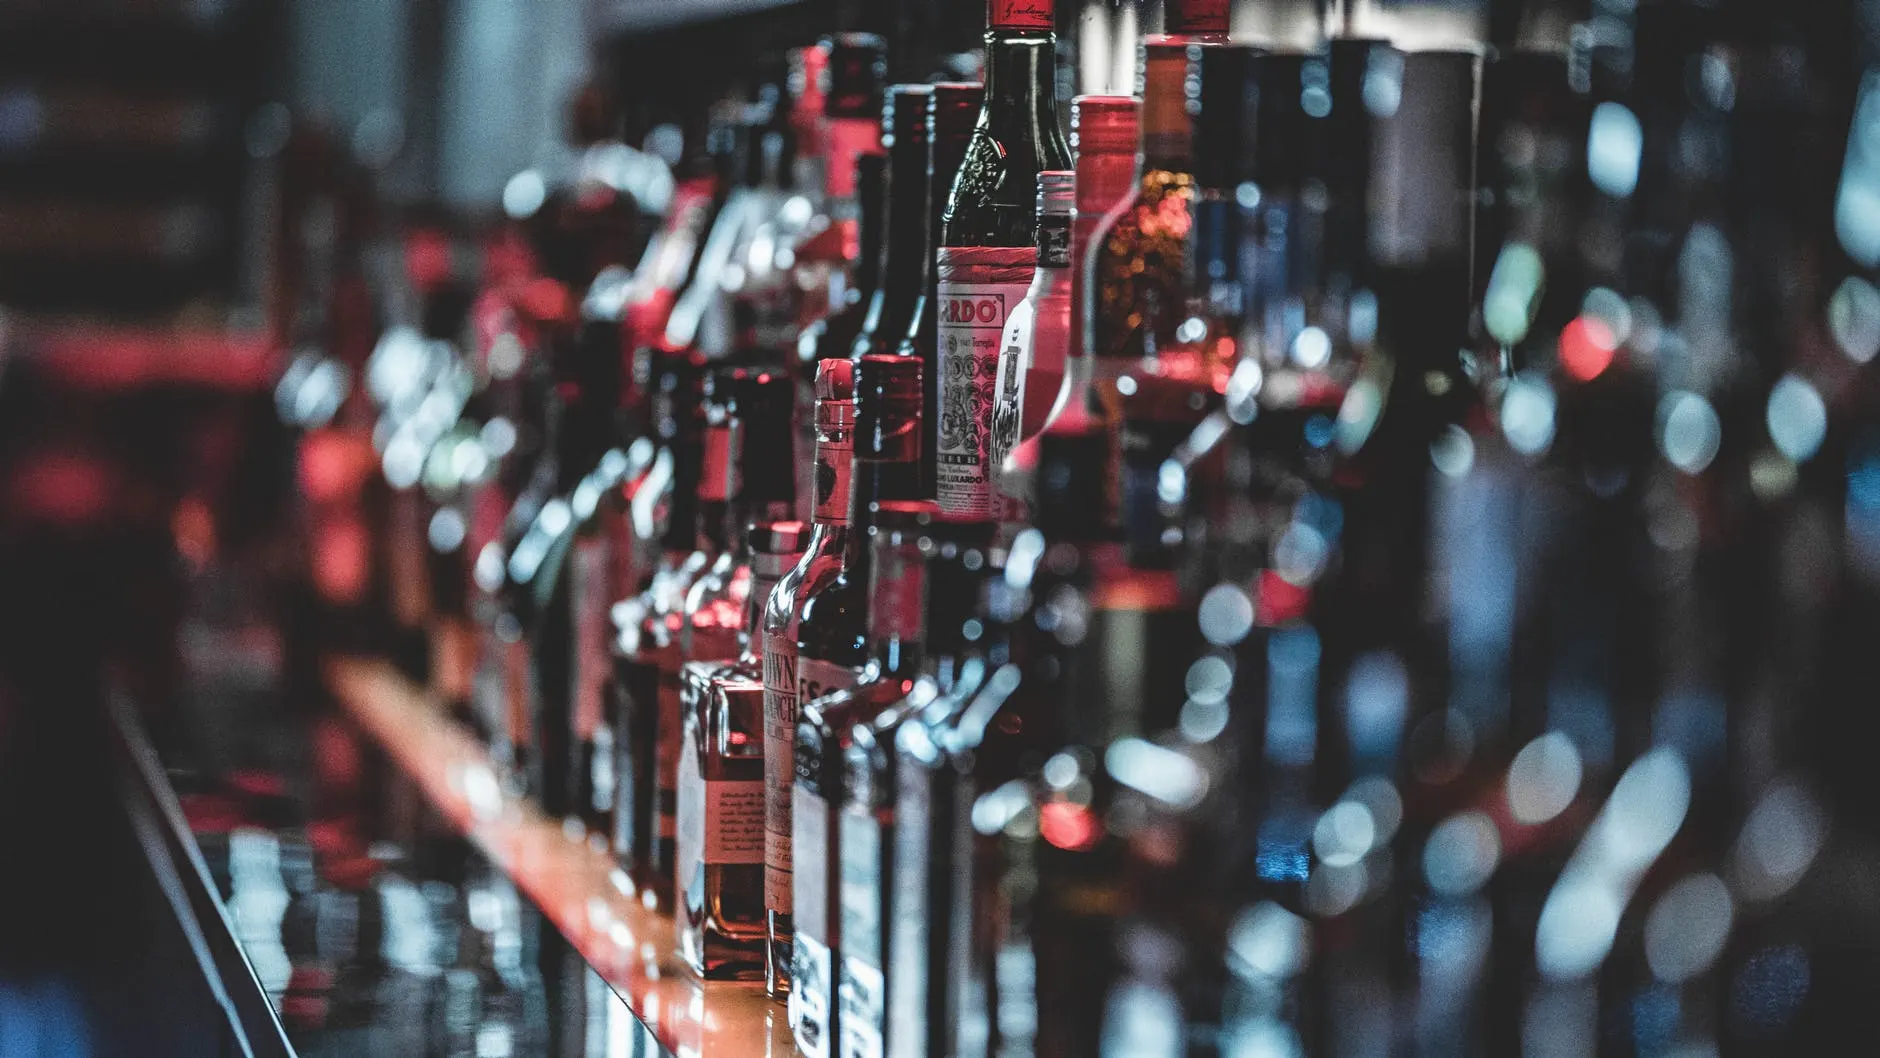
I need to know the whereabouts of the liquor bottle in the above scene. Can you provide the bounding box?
[1082,6,1243,532]
[851,85,933,363]
[795,35,890,518]
[763,357,857,998]
[841,514,1000,1058]
[676,443,805,981]
[791,499,936,1058]
[609,350,709,908]
[767,352,927,997]
[788,357,927,1051]
[799,154,887,517]
[987,169,1073,519]
[898,81,985,498]
[1007,96,1137,486]
[932,0,1071,519]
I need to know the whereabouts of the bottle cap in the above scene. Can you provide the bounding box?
[987,0,1054,33]
[1071,95,1140,157]
[749,520,807,555]
[824,33,889,119]
[884,84,933,150]
[816,356,856,403]
[1164,0,1230,36]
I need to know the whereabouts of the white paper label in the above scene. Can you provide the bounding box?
[935,246,1037,518]
[793,932,836,1058]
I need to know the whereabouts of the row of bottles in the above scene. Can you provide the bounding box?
[330,0,1880,1054]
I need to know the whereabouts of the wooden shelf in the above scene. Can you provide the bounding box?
[324,656,791,1058]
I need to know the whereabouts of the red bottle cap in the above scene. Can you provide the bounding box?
[1164,0,1230,35]
[1072,95,1140,156]
[988,0,1054,32]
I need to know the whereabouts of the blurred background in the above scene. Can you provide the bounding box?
[3,0,1880,1056]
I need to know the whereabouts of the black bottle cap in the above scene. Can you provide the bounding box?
[736,368,796,506]
[884,84,933,150]
[825,33,890,120]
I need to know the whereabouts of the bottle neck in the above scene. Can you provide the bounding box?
[812,401,857,528]
[982,32,1062,152]
[843,457,924,579]
[695,418,739,553]
[1140,41,1196,172]
[866,134,932,349]
[851,154,887,305]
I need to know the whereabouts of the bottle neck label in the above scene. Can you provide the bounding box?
[988,0,1053,31]
[935,246,1038,518]
[1164,0,1230,34]
[1038,213,1071,268]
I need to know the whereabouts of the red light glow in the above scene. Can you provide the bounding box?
[1040,801,1101,851]
[1559,316,1618,382]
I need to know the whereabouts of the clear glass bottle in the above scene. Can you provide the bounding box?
[932,0,1071,519]
[988,170,1074,520]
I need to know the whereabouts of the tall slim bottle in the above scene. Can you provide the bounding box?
[609,351,709,909]
[764,356,860,997]
[1083,5,1242,534]
[897,82,985,498]
[768,351,928,996]
[851,84,934,361]
[789,357,927,1055]
[987,170,1073,517]
[932,0,1071,519]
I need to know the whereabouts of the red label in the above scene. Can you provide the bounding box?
[989,0,1053,31]
[1164,0,1229,34]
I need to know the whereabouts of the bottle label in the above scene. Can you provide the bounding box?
[763,638,800,912]
[793,785,835,1058]
[799,656,863,709]
[571,536,608,741]
[988,0,1054,31]
[678,746,766,884]
[936,246,1038,518]
[888,758,935,1053]
[1039,215,1071,268]
[816,433,854,525]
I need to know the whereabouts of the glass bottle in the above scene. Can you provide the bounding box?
[896,82,985,499]
[788,362,928,1052]
[1083,20,1246,531]
[850,84,934,363]
[841,515,999,1058]
[677,512,808,980]
[988,170,1074,520]
[933,0,1071,519]
[769,352,928,995]
[609,350,710,909]
[763,357,858,998]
